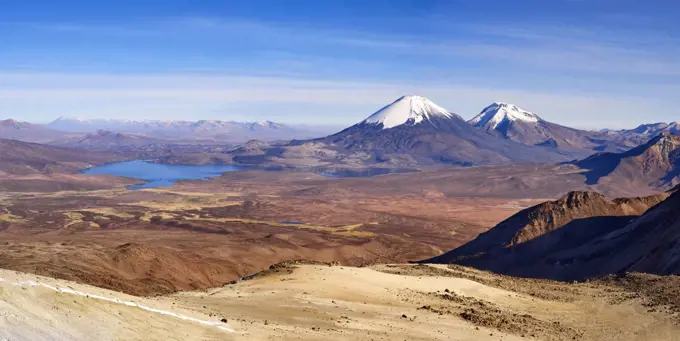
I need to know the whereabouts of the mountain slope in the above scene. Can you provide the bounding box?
[468,103,627,154]
[53,129,164,150]
[575,132,680,188]
[0,119,67,143]
[288,95,574,167]
[426,189,671,280]
[0,139,123,175]
[595,187,680,275]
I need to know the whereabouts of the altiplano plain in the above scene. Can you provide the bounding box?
[0,169,545,296]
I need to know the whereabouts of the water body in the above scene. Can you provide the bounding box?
[81,160,252,189]
[82,160,415,189]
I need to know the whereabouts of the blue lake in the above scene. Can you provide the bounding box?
[82,160,413,189]
[81,160,252,189]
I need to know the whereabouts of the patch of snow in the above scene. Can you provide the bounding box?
[363,95,453,129]
[469,102,539,129]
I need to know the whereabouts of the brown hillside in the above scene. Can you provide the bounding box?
[577,132,680,189]
[426,189,671,280]
[0,139,123,175]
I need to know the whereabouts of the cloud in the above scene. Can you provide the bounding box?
[7,16,680,79]
[149,17,680,78]
[454,24,680,77]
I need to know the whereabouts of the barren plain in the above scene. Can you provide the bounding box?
[0,169,544,296]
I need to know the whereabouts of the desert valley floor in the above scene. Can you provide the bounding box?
[1,165,680,341]
[0,170,546,296]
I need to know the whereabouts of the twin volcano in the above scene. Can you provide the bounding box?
[311,95,570,166]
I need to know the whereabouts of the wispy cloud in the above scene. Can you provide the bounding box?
[163,17,680,77]
[2,13,678,128]
[5,22,159,37]
[7,16,679,78]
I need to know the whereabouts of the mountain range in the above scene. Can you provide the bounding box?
[305,95,571,166]
[45,117,333,142]
[607,121,680,137]
[47,117,287,132]
[52,130,166,150]
[224,95,666,169]
[1,95,676,170]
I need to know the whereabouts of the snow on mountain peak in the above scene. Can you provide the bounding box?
[363,95,453,129]
[469,102,539,129]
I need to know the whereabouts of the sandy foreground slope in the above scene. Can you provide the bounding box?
[1,264,678,341]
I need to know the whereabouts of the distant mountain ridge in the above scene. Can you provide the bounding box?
[52,129,165,150]
[613,122,680,136]
[49,117,286,132]
[44,117,333,142]
[0,119,68,143]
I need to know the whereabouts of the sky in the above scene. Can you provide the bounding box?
[1,0,679,129]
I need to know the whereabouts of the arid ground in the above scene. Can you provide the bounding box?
[2,167,677,341]
[2,263,679,341]
[0,170,544,296]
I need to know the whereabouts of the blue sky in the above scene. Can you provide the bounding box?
[1,0,679,128]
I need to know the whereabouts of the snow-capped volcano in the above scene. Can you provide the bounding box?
[363,95,454,129]
[468,102,540,130]
[298,95,571,166]
[466,102,629,154]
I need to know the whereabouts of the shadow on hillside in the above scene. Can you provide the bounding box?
[576,154,623,185]
[428,215,638,281]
